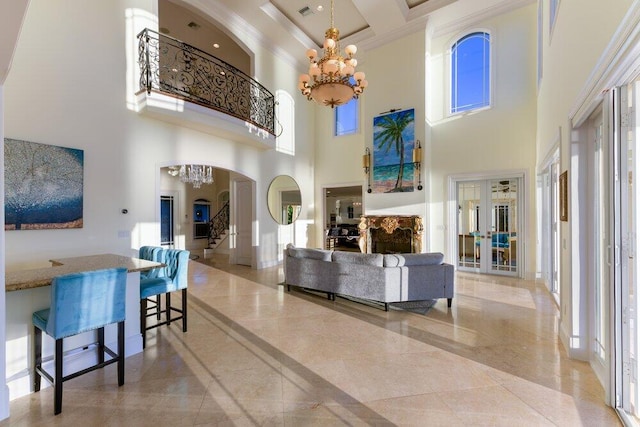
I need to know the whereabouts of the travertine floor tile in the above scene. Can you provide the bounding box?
[0,254,620,426]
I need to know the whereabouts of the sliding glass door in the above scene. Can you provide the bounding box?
[456,177,520,276]
[615,82,640,423]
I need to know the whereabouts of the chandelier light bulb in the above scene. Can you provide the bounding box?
[354,71,365,82]
[299,74,310,83]
[306,48,317,60]
[360,79,369,88]
[343,65,355,76]
[324,38,336,50]
[324,60,338,75]
[345,44,357,56]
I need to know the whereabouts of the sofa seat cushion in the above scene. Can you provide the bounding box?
[287,245,332,261]
[383,253,444,267]
[332,251,383,267]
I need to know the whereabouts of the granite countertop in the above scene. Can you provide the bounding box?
[5,253,164,292]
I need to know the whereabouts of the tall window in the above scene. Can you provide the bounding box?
[451,31,491,114]
[275,90,295,155]
[335,77,359,136]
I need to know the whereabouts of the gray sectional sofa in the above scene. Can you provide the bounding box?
[283,244,454,311]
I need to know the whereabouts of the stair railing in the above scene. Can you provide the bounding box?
[208,201,230,247]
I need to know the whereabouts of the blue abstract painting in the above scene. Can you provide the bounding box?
[372,108,416,193]
[4,138,84,230]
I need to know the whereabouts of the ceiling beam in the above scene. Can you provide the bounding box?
[350,0,406,35]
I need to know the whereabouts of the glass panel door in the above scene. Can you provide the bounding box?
[457,181,482,270]
[456,178,520,276]
[490,178,518,273]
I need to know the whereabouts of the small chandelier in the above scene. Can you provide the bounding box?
[298,0,368,108]
[168,165,214,189]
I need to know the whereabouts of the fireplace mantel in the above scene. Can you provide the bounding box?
[358,215,423,254]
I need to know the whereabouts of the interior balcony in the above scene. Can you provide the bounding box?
[136,28,276,149]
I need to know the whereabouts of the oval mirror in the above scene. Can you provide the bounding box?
[267,175,301,224]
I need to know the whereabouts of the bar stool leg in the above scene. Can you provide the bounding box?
[97,327,105,364]
[54,338,63,415]
[117,321,125,386]
[140,298,147,349]
[182,288,187,332]
[166,293,172,326]
[34,326,42,392]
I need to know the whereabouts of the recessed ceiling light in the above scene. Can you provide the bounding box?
[317,5,324,12]
[159,27,170,34]
[213,43,220,49]
[187,21,200,29]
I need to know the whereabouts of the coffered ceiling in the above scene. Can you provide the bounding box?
[189,0,459,66]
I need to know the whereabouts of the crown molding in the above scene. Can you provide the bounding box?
[431,0,535,39]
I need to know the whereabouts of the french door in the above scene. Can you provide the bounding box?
[615,82,640,424]
[456,177,521,276]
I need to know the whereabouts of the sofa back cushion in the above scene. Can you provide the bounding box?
[383,252,444,267]
[287,245,333,261]
[332,251,383,267]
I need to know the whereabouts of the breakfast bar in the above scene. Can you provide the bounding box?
[5,253,164,399]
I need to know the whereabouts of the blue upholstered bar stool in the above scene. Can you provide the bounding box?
[33,267,128,415]
[139,246,165,321]
[140,249,189,348]
[139,246,164,280]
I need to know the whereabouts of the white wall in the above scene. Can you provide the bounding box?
[312,2,538,271]
[536,0,634,361]
[3,0,315,272]
[2,0,315,405]
[313,30,429,250]
[426,3,538,273]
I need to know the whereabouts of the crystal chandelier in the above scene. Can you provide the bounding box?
[298,0,368,108]
[168,165,214,189]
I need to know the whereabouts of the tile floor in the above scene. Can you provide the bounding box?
[1,254,621,426]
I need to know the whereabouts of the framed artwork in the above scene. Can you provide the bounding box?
[559,170,568,222]
[372,108,416,193]
[4,138,84,230]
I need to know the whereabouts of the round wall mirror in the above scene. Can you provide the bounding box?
[267,175,301,224]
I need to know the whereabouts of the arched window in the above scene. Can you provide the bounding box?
[275,90,295,155]
[451,31,491,114]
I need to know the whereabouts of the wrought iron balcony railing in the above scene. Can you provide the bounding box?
[138,28,275,136]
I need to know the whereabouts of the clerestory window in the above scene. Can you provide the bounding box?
[450,31,491,114]
[334,77,359,136]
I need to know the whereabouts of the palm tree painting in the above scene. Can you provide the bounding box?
[372,108,415,193]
